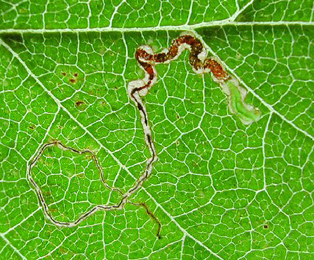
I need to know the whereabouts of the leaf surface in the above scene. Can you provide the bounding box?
[0,1,313,259]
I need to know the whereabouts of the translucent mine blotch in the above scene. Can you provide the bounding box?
[220,76,261,125]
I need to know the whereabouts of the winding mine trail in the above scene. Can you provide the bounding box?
[29,33,247,239]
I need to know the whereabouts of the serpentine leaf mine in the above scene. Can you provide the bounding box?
[29,33,260,239]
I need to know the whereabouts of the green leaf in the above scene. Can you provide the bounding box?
[1,1,313,259]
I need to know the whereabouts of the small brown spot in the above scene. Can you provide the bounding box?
[43,191,52,196]
[52,140,59,146]
[49,208,58,213]
[263,224,269,229]
[73,72,78,77]
[59,247,67,254]
[29,125,35,130]
[75,101,84,107]
[85,154,93,160]
[61,72,67,76]
[69,78,76,84]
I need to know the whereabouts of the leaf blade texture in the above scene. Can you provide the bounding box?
[0,1,313,259]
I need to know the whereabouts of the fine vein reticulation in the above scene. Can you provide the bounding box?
[29,33,261,239]
[129,32,261,125]
[29,141,162,238]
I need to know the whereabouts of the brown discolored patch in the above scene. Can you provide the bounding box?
[69,78,76,84]
[61,72,67,76]
[78,173,85,178]
[135,34,230,84]
[43,190,52,196]
[263,224,269,229]
[59,247,69,254]
[154,53,167,63]
[85,154,94,160]
[73,72,78,77]
[49,208,58,213]
[75,101,84,107]
[29,125,36,130]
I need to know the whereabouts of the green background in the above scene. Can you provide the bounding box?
[0,0,313,259]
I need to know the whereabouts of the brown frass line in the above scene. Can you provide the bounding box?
[134,34,230,95]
